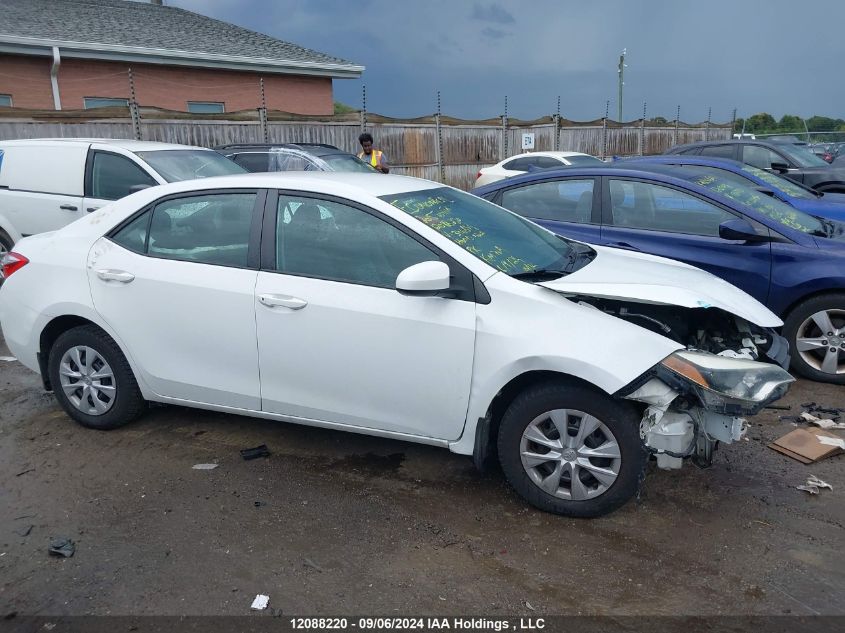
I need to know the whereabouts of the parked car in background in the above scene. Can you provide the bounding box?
[0,138,245,254]
[764,135,807,145]
[216,143,375,173]
[474,151,602,187]
[809,143,836,163]
[666,139,845,194]
[473,165,845,384]
[0,172,793,517]
[620,155,845,222]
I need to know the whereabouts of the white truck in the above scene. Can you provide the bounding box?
[0,138,244,254]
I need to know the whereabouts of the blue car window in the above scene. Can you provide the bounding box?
[500,179,595,223]
[609,180,734,237]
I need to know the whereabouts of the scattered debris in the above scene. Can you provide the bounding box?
[765,404,791,411]
[797,475,832,495]
[48,537,75,558]
[769,428,845,464]
[240,444,271,461]
[15,468,35,477]
[250,594,269,610]
[0,356,17,362]
[303,557,324,572]
[14,525,33,537]
[800,412,845,430]
[254,501,266,507]
[525,601,536,611]
[191,463,219,470]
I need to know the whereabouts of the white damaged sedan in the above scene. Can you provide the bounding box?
[0,173,793,517]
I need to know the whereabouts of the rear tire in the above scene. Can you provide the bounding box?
[48,325,146,429]
[783,294,845,384]
[497,381,645,518]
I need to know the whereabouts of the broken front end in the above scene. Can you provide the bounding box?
[590,299,796,469]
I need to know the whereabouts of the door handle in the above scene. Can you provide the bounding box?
[86,207,100,213]
[96,269,135,283]
[258,293,308,310]
[60,204,78,211]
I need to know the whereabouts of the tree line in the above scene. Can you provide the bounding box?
[733,113,845,135]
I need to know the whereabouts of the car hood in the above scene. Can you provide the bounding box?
[537,244,782,327]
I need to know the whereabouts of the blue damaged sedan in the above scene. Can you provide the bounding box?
[473,164,845,384]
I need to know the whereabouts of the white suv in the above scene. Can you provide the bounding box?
[0,138,245,254]
[0,172,793,517]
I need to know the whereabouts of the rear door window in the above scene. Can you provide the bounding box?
[232,152,270,172]
[501,179,596,223]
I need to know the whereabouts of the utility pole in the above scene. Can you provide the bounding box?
[616,48,626,122]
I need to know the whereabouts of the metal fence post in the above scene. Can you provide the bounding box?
[731,108,737,137]
[639,101,646,156]
[360,84,367,132]
[601,100,609,160]
[259,78,268,143]
[435,91,444,183]
[500,95,508,160]
[674,105,680,146]
[127,67,142,141]
[705,106,711,141]
[554,95,561,151]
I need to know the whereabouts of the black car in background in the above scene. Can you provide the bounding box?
[666,139,845,193]
[216,143,375,173]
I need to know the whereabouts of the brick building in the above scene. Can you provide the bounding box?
[0,0,364,114]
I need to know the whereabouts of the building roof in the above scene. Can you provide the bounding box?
[0,0,364,78]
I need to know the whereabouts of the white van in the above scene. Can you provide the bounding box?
[0,139,245,253]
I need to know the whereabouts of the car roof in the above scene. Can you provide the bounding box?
[502,151,594,160]
[137,171,443,199]
[668,139,794,152]
[626,155,747,170]
[215,143,344,156]
[472,163,725,194]
[0,138,206,151]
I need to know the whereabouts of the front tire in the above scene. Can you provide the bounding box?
[48,325,146,429]
[497,381,646,518]
[783,294,845,384]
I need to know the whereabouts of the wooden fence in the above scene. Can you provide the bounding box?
[0,107,732,190]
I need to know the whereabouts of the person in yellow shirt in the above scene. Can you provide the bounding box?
[358,132,390,173]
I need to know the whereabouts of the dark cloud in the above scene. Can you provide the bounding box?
[470,3,515,24]
[481,27,509,40]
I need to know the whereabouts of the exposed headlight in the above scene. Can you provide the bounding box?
[657,350,794,415]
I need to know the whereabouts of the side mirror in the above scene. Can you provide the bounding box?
[129,184,153,194]
[770,162,790,173]
[396,261,451,296]
[719,218,770,242]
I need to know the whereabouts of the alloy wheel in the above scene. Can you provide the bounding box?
[59,346,117,415]
[795,309,845,376]
[520,408,621,500]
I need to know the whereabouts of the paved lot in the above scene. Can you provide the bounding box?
[0,335,843,617]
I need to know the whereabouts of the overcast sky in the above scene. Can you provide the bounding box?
[168,0,844,123]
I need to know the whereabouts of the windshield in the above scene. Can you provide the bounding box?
[777,144,830,168]
[322,153,377,173]
[136,150,246,182]
[381,187,583,275]
[564,154,603,166]
[685,173,825,234]
[739,164,817,199]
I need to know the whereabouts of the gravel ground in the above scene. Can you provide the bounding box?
[0,335,843,617]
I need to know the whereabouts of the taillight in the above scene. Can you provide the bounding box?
[1,252,29,279]
[476,171,482,179]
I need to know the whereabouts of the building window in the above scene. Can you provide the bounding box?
[0,94,12,107]
[84,97,129,109]
[187,101,225,114]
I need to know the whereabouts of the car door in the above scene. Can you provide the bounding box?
[88,189,264,409]
[83,149,160,214]
[741,145,803,184]
[599,177,773,304]
[494,177,602,244]
[254,191,477,440]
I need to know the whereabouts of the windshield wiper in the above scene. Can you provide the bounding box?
[510,268,568,281]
